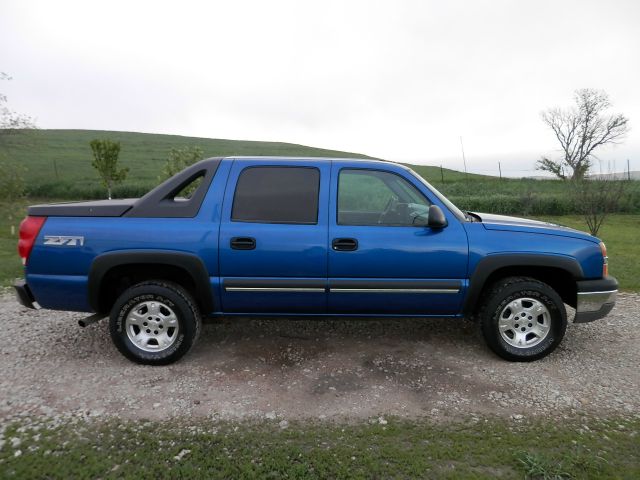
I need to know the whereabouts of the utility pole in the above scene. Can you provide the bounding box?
[628,159,632,181]
[459,136,468,178]
[498,161,502,180]
[440,165,444,183]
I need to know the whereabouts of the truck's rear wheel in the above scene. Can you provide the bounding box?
[478,276,567,361]
[109,281,201,365]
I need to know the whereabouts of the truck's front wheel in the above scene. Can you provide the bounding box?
[478,276,567,361]
[109,281,201,365]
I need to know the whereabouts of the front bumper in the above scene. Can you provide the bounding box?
[14,279,39,310]
[574,276,618,323]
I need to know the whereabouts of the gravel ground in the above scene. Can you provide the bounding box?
[1,291,638,426]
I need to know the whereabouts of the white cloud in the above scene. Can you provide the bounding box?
[1,0,638,175]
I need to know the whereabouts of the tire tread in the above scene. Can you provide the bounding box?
[477,276,567,362]
[109,280,201,365]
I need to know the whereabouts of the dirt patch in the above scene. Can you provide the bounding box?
[1,292,638,424]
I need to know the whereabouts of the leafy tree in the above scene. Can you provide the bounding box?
[537,89,629,180]
[161,146,204,197]
[90,139,128,199]
[0,156,27,234]
[0,73,32,234]
[0,157,25,200]
[162,146,204,179]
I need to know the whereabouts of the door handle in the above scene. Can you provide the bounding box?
[230,237,256,250]
[332,238,358,251]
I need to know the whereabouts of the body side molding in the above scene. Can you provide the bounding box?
[329,279,461,293]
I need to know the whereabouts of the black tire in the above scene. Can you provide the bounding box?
[109,281,201,365]
[478,276,567,362]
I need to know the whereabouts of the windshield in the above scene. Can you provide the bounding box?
[406,168,467,222]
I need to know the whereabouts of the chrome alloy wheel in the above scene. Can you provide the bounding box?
[125,301,179,352]
[498,297,551,348]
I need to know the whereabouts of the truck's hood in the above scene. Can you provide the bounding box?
[474,212,599,243]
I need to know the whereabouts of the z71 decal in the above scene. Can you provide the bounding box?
[44,235,85,246]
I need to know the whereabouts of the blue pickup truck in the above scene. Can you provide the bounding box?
[15,157,618,365]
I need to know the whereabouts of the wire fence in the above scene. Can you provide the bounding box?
[434,159,636,180]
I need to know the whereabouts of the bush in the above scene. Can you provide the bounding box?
[26,180,155,200]
[451,194,582,216]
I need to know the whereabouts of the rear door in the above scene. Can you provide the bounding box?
[327,162,468,315]
[218,159,329,313]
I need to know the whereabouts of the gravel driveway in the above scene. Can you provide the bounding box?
[1,291,638,425]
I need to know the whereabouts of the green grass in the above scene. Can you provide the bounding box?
[1,416,638,479]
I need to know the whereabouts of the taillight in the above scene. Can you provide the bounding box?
[18,216,46,266]
[600,242,608,277]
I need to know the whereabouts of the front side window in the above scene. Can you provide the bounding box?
[338,169,431,226]
[232,166,320,224]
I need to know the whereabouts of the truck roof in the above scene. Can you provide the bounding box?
[221,156,394,166]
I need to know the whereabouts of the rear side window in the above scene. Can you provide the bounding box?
[232,166,320,224]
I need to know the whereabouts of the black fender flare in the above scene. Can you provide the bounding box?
[463,253,583,315]
[88,250,214,313]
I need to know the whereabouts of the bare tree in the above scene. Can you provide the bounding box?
[0,73,36,138]
[537,89,629,180]
[572,177,626,236]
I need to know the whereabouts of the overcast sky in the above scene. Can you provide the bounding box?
[1,0,638,176]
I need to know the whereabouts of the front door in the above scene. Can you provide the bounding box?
[219,159,329,313]
[328,163,468,315]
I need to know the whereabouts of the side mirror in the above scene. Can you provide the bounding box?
[427,205,448,229]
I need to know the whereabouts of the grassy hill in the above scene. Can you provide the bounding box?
[1,128,485,182]
[1,129,638,215]
[1,129,377,194]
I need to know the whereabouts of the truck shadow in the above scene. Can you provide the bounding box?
[200,315,480,356]
[192,315,489,376]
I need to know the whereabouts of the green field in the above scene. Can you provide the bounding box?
[2,415,638,479]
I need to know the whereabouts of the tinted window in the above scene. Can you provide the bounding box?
[232,167,320,224]
[338,169,431,226]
